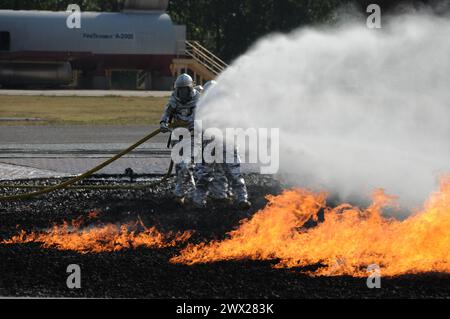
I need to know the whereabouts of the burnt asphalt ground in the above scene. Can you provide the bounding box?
[0,174,449,298]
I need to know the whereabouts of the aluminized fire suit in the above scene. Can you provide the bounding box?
[192,80,250,209]
[160,74,200,200]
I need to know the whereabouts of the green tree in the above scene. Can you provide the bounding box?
[168,0,341,62]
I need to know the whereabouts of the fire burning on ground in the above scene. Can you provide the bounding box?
[1,212,191,254]
[171,176,450,277]
[1,175,449,298]
[2,176,449,278]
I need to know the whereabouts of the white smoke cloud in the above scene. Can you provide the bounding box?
[197,11,450,209]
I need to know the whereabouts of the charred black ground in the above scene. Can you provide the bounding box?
[0,174,449,298]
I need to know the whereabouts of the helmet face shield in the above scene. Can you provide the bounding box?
[177,86,192,102]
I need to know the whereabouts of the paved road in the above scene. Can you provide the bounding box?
[0,125,258,180]
[0,125,172,179]
[0,90,172,97]
[0,125,168,145]
[0,162,72,180]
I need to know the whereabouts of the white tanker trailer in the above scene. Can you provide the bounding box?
[0,0,186,89]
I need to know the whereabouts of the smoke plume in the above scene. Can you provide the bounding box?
[197,11,450,209]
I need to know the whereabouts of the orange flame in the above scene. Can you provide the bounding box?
[2,215,191,254]
[171,176,450,277]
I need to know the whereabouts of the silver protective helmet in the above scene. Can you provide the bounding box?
[194,85,204,93]
[174,73,194,103]
[203,80,217,93]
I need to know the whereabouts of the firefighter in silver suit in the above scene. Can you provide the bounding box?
[193,80,251,209]
[160,73,200,203]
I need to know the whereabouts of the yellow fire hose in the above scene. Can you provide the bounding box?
[0,127,175,202]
